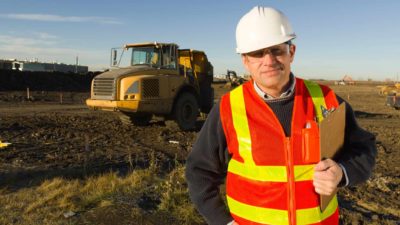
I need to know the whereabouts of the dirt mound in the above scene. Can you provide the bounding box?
[0,69,98,92]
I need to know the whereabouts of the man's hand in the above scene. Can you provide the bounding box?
[232,221,240,225]
[313,159,343,196]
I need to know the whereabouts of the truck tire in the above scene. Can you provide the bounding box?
[173,93,199,131]
[119,112,152,126]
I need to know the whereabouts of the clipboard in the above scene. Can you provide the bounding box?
[318,102,346,211]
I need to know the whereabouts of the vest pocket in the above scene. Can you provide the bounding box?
[301,120,320,164]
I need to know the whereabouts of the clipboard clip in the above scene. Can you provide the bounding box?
[321,105,336,118]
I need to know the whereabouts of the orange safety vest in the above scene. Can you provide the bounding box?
[220,78,340,225]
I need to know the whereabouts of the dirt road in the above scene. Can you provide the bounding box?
[0,82,399,224]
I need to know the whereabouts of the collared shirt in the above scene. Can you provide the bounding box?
[253,73,296,101]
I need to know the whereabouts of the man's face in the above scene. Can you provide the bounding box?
[242,43,296,96]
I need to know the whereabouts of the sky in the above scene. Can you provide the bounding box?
[0,0,399,81]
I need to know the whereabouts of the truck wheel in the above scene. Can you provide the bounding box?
[174,93,199,131]
[119,112,152,126]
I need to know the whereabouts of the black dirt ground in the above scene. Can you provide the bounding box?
[0,81,399,225]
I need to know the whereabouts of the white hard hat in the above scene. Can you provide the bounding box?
[236,6,296,54]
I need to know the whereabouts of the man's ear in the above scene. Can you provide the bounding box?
[289,44,296,63]
[241,55,250,71]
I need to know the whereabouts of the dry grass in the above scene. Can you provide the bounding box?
[0,161,204,225]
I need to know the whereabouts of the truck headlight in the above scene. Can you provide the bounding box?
[124,80,139,100]
[125,81,139,94]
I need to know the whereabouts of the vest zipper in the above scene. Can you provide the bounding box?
[285,137,296,225]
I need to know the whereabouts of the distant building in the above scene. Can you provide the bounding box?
[0,59,88,74]
[335,75,355,85]
[342,75,355,85]
[0,60,13,70]
[12,61,88,74]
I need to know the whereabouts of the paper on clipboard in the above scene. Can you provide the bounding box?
[318,102,346,211]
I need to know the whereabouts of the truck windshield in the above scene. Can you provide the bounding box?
[112,46,160,68]
[130,46,160,67]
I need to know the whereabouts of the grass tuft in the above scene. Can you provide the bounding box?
[0,163,205,224]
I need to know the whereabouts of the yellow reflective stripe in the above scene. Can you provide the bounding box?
[227,196,289,225]
[230,86,254,165]
[303,80,327,123]
[294,164,315,181]
[228,195,338,225]
[228,159,315,182]
[297,195,338,225]
[228,159,287,182]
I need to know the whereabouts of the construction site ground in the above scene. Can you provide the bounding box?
[0,82,399,224]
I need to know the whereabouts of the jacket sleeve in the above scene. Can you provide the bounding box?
[334,96,377,186]
[185,103,233,225]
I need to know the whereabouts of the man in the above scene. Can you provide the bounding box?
[185,6,376,225]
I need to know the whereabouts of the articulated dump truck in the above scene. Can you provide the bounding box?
[86,42,214,130]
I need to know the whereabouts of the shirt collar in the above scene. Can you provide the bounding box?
[253,73,296,101]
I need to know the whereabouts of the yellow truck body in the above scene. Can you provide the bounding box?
[86,42,214,130]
